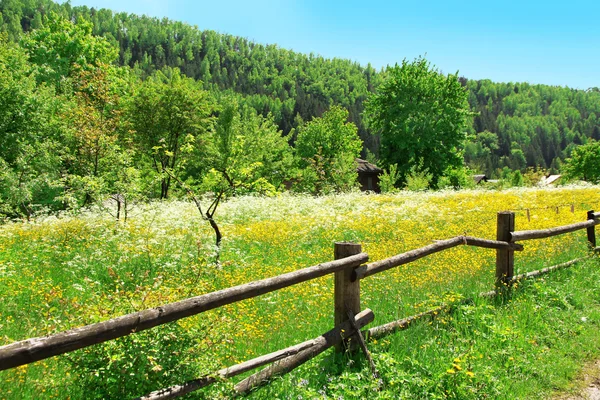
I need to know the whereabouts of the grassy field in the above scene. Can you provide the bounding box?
[1,186,600,399]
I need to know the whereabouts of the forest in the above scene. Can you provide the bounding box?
[0,0,599,219]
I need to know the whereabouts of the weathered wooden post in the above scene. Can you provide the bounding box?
[334,242,362,352]
[587,210,597,248]
[495,211,515,288]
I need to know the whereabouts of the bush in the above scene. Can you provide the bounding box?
[438,167,475,190]
[404,166,432,191]
[72,322,199,399]
[379,164,401,193]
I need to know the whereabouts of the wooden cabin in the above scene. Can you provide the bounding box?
[356,158,383,192]
[473,174,488,185]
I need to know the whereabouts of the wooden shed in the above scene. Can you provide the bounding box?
[473,174,488,185]
[356,158,383,192]
[540,174,562,186]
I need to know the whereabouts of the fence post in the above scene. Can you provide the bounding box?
[587,210,596,248]
[334,242,362,352]
[495,211,515,288]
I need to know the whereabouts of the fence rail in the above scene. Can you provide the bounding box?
[510,219,600,242]
[0,209,598,399]
[0,253,367,370]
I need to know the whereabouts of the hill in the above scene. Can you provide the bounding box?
[2,0,600,177]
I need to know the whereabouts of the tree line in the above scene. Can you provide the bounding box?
[0,0,599,220]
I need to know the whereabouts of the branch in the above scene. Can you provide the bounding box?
[162,168,205,219]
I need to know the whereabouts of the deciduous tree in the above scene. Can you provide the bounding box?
[366,57,473,187]
[128,68,212,199]
[294,106,362,194]
[563,140,600,183]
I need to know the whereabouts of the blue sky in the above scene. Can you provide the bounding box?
[64,0,600,89]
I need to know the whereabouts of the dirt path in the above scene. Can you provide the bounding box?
[558,361,600,400]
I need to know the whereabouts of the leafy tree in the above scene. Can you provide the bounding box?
[366,57,473,187]
[181,100,293,252]
[207,100,293,195]
[294,106,362,194]
[61,64,134,206]
[379,164,401,193]
[563,140,600,183]
[404,164,432,191]
[20,12,117,91]
[0,33,62,218]
[128,68,213,199]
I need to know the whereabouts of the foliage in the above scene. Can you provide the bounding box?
[2,0,600,186]
[207,100,294,195]
[379,164,401,193]
[438,166,476,190]
[60,64,132,206]
[128,68,213,199]
[0,33,63,217]
[465,79,600,176]
[294,106,363,194]
[404,165,432,191]
[563,140,600,183]
[20,12,117,91]
[366,57,473,187]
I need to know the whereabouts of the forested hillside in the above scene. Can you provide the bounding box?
[2,0,599,177]
[0,0,599,219]
[464,80,600,174]
[0,0,381,151]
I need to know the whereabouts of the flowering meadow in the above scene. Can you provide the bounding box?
[1,186,600,399]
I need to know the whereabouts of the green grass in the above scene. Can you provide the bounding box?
[0,188,599,399]
[240,256,600,400]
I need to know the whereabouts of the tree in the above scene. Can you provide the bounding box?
[294,106,363,194]
[128,68,212,199]
[365,57,473,187]
[563,140,600,183]
[61,63,134,207]
[182,100,293,253]
[208,101,293,195]
[0,33,62,218]
[20,12,117,91]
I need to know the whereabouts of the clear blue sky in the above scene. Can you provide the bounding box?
[64,0,600,89]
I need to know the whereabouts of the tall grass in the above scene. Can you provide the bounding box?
[0,186,599,398]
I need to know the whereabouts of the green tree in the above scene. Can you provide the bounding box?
[20,12,117,91]
[185,100,293,252]
[128,68,213,199]
[294,106,363,194]
[563,140,600,183]
[61,64,133,207]
[366,57,473,187]
[208,101,293,195]
[0,34,62,218]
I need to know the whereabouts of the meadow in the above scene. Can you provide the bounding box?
[1,186,600,399]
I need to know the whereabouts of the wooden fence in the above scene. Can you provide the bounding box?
[0,210,599,399]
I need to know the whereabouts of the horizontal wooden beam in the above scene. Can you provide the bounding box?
[463,236,524,251]
[137,339,318,400]
[354,237,463,280]
[367,305,450,339]
[509,258,585,282]
[510,219,600,242]
[354,236,522,281]
[0,252,368,371]
[234,308,375,394]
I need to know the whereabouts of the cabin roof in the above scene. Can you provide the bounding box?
[356,158,383,174]
[542,175,562,185]
[473,174,488,184]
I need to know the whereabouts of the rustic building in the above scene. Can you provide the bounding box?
[540,174,562,186]
[473,174,488,185]
[356,158,383,192]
